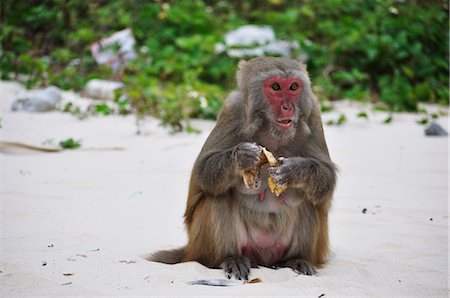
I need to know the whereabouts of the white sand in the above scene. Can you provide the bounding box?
[0,81,448,297]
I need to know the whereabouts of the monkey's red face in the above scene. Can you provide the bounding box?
[263,77,302,132]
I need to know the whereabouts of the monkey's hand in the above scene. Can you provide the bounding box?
[233,142,262,172]
[269,157,336,203]
[268,157,306,189]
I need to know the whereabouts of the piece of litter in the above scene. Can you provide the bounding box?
[119,259,137,264]
[90,28,136,72]
[215,25,299,58]
[61,282,72,286]
[245,277,262,284]
[188,279,244,287]
[129,191,143,199]
[63,272,74,276]
[42,261,47,266]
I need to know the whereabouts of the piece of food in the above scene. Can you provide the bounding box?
[268,175,287,197]
[242,167,259,189]
[261,147,277,166]
[241,146,287,197]
[262,147,287,197]
[242,148,268,189]
[245,277,262,284]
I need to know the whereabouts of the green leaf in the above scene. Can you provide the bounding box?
[383,115,393,124]
[95,104,111,116]
[320,103,333,112]
[337,114,347,125]
[59,138,82,149]
[357,112,369,119]
[417,117,429,125]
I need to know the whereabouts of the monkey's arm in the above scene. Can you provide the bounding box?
[194,142,262,196]
[191,92,264,196]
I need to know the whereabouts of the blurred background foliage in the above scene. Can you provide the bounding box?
[1,0,448,128]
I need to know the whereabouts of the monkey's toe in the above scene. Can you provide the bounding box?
[281,259,317,276]
[221,256,251,280]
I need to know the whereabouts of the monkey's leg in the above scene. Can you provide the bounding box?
[276,258,317,276]
[221,256,251,280]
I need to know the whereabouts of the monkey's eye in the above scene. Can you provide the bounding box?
[290,83,298,90]
[271,83,281,91]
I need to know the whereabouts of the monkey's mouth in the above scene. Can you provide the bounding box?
[275,118,293,130]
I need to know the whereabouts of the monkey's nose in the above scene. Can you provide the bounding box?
[281,103,293,111]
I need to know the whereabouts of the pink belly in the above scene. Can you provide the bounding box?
[241,230,287,265]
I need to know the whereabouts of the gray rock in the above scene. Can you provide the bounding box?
[424,121,448,136]
[11,86,61,112]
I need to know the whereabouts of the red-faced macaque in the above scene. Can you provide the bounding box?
[149,57,337,280]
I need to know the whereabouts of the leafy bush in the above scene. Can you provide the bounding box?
[1,0,448,130]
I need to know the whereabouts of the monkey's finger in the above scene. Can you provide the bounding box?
[222,264,234,279]
[278,157,287,165]
[269,168,288,185]
[268,167,281,176]
[236,142,261,155]
[236,150,261,170]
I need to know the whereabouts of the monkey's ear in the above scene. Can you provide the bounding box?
[296,59,307,71]
[238,60,248,70]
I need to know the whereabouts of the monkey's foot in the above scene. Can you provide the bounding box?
[278,259,317,276]
[220,256,251,280]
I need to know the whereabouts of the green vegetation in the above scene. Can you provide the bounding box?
[1,0,448,130]
[356,112,369,119]
[326,114,347,126]
[383,115,394,124]
[59,138,81,149]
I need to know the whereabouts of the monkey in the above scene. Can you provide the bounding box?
[149,57,337,280]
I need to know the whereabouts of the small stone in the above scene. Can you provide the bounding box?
[425,122,448,136]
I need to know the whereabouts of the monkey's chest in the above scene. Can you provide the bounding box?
[241,228,288,266]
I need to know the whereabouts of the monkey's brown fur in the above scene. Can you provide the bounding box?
[150,57,337,279]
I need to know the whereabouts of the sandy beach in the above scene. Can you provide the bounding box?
[0,80,448,297]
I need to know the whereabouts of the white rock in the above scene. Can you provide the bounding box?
[82,79,124,100]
